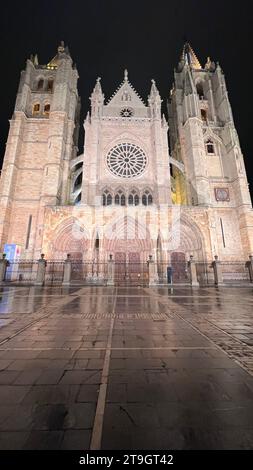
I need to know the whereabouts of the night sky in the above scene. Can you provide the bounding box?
[1,0,252,195]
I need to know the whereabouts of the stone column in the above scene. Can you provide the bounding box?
[148,255,157,286]
[212,255,223,286]
[62,254,72,286]
[107,254,115,286]
[188,255,199,287]
[34,254,47,286]
[247,255,253,282]
[0,254,9,283]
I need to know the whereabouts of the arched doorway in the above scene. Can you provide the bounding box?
[113,240,149,285]
[104,215,152,285]
[170,252,188,283]
[49,217,89,260]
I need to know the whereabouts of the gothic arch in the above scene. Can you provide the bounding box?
[203,128,223,146]
[169,213,207,261]
[104,215,152,258]
[49,217,90,260]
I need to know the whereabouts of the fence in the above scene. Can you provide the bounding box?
[4,260,64,285]
[216,261,250,284]
[4,261,37,283]
[1,258,252,286]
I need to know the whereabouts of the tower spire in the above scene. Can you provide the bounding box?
[181,42,202,70]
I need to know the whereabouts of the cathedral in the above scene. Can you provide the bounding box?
[0,42,252,283]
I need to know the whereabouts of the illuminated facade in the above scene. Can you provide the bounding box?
[0,42,252,276]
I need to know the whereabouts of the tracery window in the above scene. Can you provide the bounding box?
[102,189,152,206]
[107,143,147,178]
[128,190,139,206]
[142,190,153,206]
[115,190,125,206]
[120,108,133,117]
[102,190,112,206]
[128,194,134,205]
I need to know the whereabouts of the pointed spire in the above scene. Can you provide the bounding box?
[204,56,216,72]
[90,77,104,118]
[150,79,159,95]
[181,42,202,70]
[94,77,102,94]
[148,79,162,118]
[47,41,71,69]
[205,56,211,69]
[124,69,128,81]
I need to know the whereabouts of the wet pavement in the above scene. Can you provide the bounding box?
[0,285,253,449]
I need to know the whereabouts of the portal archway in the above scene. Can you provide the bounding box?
[49,217,89,260]
[104,215,152,284]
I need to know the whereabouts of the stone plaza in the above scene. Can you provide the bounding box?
[0,285,253,450]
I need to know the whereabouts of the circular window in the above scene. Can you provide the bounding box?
[106,143,147,178]
[120,108,133,117]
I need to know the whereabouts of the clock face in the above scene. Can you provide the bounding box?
[106,142,147,178]
[120,108,133,117]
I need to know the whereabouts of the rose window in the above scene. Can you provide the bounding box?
[120,108,133,117]
[106,143,147,178]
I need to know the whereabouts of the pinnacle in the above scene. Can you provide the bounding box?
[181,42,202,70]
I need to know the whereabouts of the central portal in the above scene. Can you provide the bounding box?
[114,251,148,285]
[105,216,152,285]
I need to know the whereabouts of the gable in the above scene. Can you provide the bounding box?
[103,71,148,118]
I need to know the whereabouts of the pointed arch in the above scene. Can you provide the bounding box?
[169,213,207,262]
[102,187,113,206]
[49,217,90,259]
[104,214,152,256]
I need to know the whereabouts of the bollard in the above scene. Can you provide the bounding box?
[188,255,199,287]
[247,255,253,282]
[34,254,47,286]
[107,254,115,286]
[62,253,72,286]
[148,255,157,286]
[0,254,9,283]
[212,255,223,286]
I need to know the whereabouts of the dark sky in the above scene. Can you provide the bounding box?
[1,0,252,195]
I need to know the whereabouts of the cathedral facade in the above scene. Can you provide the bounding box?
[0,42,252,282]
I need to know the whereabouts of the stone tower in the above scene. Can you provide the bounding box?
[168,43,253,256]
[0,42,80,258]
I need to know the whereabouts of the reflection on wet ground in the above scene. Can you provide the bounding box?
[0,285,252,449]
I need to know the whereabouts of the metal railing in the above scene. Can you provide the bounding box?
[0,258,252,286]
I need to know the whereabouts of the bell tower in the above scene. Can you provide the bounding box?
[168,43,253,257]
[0,42,80,257]
[168,42,252,209]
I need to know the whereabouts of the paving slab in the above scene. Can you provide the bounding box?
[0,285,252,449]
